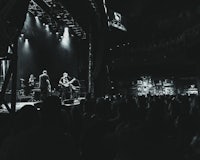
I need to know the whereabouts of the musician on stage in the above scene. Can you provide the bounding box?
[59,72,75,101]
[25,74,36,95]
[39,70,51,100]
[28,74,35,89]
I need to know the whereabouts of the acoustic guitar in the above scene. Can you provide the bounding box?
[60,78,76,89]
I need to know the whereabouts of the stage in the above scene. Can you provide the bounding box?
[0,97,85,113]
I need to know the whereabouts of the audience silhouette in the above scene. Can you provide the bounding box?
[0,95,200,160]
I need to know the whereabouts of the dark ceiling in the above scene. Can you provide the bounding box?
[107,0,200,17]
[106,0,200,44]
[103,0,200,77]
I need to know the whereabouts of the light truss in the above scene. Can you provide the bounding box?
[28,0,86,39]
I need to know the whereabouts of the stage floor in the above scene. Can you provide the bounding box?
[0,97,85,113]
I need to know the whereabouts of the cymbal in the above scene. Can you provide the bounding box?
[20,78,25,81]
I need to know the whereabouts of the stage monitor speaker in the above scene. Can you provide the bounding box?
[63,99,74,104]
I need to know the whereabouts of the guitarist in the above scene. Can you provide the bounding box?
[59,72,75,101]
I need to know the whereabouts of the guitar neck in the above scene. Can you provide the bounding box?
[60,78,75,87]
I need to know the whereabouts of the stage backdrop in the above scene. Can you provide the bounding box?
[17,13,88,89]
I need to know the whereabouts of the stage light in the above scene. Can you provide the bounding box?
[57,15,61,19]
[45,24,50,32]
[35,16,41,27]
[23,13,32,32]
[24,39,29,49]
[63,27,69,36]
[22,38,30,52]
[25,38,28,43]
[61,27,70,49]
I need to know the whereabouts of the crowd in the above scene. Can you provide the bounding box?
[0,94,200,160]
